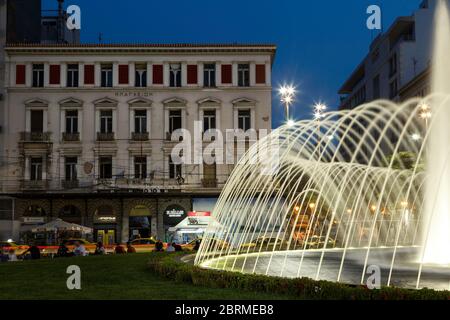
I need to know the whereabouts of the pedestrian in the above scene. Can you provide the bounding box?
[193,239,201,251]
[7,249,18,262]
[126,242,136,253]
[94,242,106,255]
[114,243,126,254]
[155,240,164,252]
[73,241,88,256]
[22,242,41,260]
[56,243,69,257]
[166,242,175,253]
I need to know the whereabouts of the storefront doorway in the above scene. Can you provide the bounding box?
[129,205,152,240]
[93,206,117,245]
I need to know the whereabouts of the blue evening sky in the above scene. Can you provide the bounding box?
[43,0,422,128]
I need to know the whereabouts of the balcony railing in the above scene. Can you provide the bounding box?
[62,132,80,142]
[97,132,115,141]
[61,179,79,189]
[201,178,218,188]
[21,180,49,191]
[132,132,149,141]
[20,132,51,142]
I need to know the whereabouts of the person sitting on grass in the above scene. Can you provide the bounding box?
[94,242,106,255]
[126,242,136,254]
[114,243,126,254]
[7,249,18,262]
[155,240,164,252]
[56,243,70,257]
[22,242,41,260]
[73,241,88,257]
[166,242,175,253]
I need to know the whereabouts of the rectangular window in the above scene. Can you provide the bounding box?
[187,64,198,84]
[373,75,380,100]
[221,64,232,84]
[169,110,182,133]
[389,79,398,99]
[65,157,78,181]
[101,64,113,87]
[135,64,147,87]
[203,63,216,87]
[118,64,129,84]
[203,110,216,131]
[30,158,43,181]
[67,64,79,87]
[255,64,266,84]
[84,64,95,85]
[134,110,147,133]
[65,110,78,134]
[169,156,182,179]
[49,64,60,85]
[99,157,112,179]
[32,64,44,87]
[16,64,26,85]
[389,54,397,77]
[30,110,44,133]
[169,63,182,87]
[100,110,113,133]
[152,64,163,84]
[238,64,250,87]
[134,156,147,179]
[238,109,251,131]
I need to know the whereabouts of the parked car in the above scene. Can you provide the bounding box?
[129,237,158,252]
[240,237,287,252]
[305,236,337,249]
[0,241,29,255]
[183,238,229,252]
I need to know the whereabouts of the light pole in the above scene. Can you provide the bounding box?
[418,103,431,131]
[279,85,296,123]
[314,103,327,156]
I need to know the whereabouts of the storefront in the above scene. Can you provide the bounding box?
[129,205,153,239]
[169,211,222,244]
[163,204,187,242]
[93,206,117,245]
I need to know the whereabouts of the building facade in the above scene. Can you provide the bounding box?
[338,0,437,110]
[0,43,276,244]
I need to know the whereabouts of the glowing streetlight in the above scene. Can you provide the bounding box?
[411,133,421,141]
[314,103,327,120]
[309,203,316,209]
[279,85,296,122]
[418,103,431,129]
[287,119,295,127]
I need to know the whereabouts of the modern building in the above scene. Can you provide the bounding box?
[0,43,276,244]
[338,0,437,110]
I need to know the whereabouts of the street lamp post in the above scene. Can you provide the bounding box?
[314,103,327,156]
[279,85,296,123]
[418,103,432,131]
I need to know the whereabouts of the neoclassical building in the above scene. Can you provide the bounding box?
[0,43,276,243]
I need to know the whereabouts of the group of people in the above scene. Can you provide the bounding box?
[55,241,137,257]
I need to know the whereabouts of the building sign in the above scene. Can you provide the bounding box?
[188,211,211,217]
[163,205,187,226]
[166,209,185,218]
[23,217,45,224]
[95,216,116,223]
[114,90,153,98]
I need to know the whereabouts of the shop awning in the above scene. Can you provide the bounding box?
[31,219,93,233]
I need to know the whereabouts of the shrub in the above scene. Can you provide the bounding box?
[147,253,450,300]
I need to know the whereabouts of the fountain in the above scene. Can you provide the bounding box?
[195,0,450,291]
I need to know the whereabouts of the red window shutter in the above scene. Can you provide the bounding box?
[119,64,129,84]
[153,64,163,84]
[16,65,26,85]
[84,65,95,84]
[49,65,61,85]
[221,64,232,84]
[255,64,266,84]
[187,65,198,84]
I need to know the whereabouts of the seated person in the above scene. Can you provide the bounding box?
[126,242,136,254]
[114,244,126,254]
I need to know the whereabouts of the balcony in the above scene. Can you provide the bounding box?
[97,132,115,141]
[20,132,51,142]
[132,132,149,141]
[21,180,49,191]
[61,179,79,189]
[62,132,80,142]
[201,178,218,188]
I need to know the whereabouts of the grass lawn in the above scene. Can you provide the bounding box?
[0,254,294,300]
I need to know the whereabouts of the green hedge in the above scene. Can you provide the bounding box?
[147,253,450,300]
